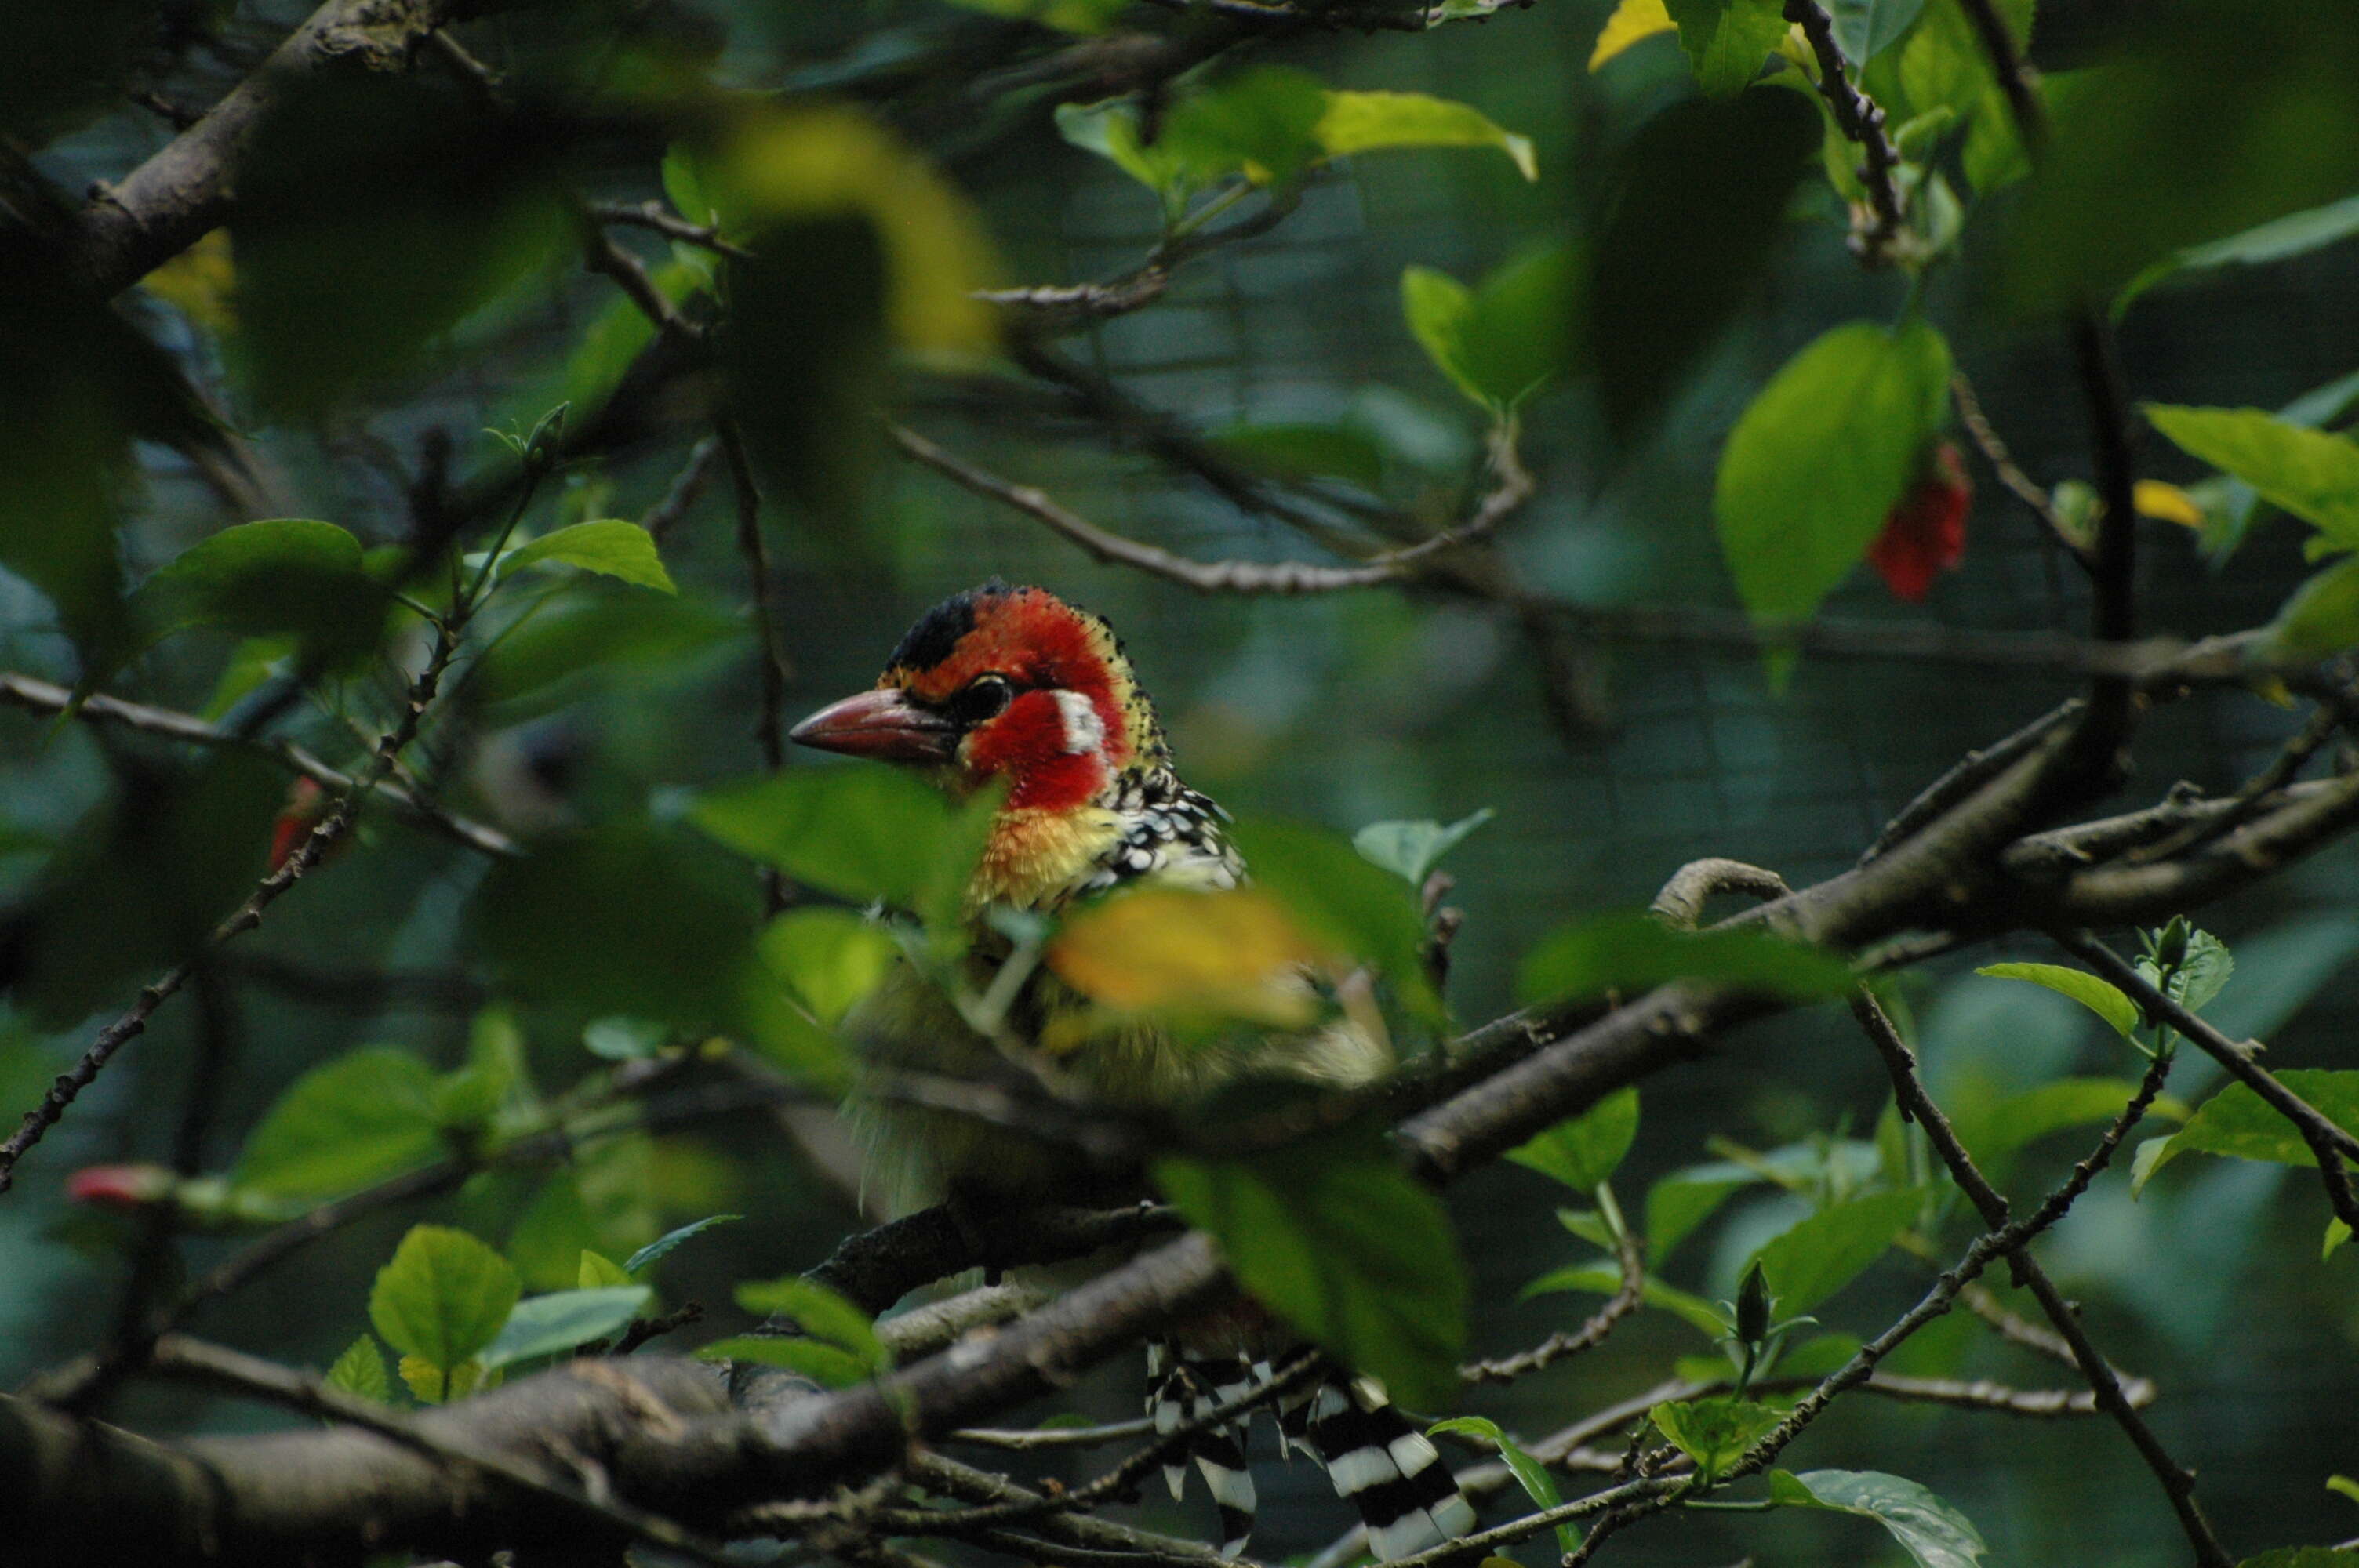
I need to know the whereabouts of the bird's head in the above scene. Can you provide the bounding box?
[790,583,1166,815]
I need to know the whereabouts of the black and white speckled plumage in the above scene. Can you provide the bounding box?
[1076,766,1244,898]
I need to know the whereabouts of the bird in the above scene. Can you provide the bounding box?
[790,581,1476,1563]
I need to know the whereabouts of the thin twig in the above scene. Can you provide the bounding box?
[2128,696,2350,864]
[1649,858,1793,931]
[1783,0,1907,263]
[1853,989,2230,1567]
[592,199,754,260]
[642,434,725,543]
[1951,371,2085,564]
[718,421,791,915]
[1461,1214,1643,1383]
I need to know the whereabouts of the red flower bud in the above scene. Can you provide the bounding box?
[66,1163,175,1210]
[1868,441,1971,603]
[268,777,333,873]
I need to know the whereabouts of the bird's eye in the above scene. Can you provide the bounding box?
[949,673,1015,725]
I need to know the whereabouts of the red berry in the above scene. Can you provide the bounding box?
[1868,441,1971,603]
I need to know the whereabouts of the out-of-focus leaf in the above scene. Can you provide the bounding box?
[2268,561,2359,660]
[699,1335,874,1387]
[1752,1188,1921,1316]
[732,1278,890,1376]
[325,1335,392,1403]
[1508,1088,1641,1192]
[1973,964,2138,1040]
[1650,1396,1783,1478]
[1056,99,1191,211]
[5,753,283,1027]
[2233,1552,2359,1568]
[0,0,163,140]
[940,0,1127,33]
[1590,0,1676,69]
[2145,405,2359,552]
[1518,913,1853,1007]
[1957,1077,2187,1179]
[234,1048,442,1201]
[625,1214,744,1276]
[2119,194,2359,317]
[1227,818,1439,1021]
[369,1225,522,1374]
[234,73,572,417]
[1647,1167,1755,1265]
[1314,91,1537,181]
[1588,89,1819,438]
[1403,247,1579,412]
[1210,422,1390,492]
[1714,319,1954,629]
[1428,1417,1574,1554]
[1829,0,1928,65]
[692,765,997,931]
[2003,0,2359,314]
[703,104,997,516]
[580,1250,635,1288]
[506,1171,601,1294]
[1768,1468,1987,1566]
[1354,808,1496,887]
[141,230,238,334]
[1155,1131,1466,1409]
[501,521,675,593]
[1662,0,1787,95]
[397,1354,481,1405]
[127,519,387,665]
[1525,1262,1728,1338]
[477,1286,652,1370]
[1048,887,1325,1028]
[2134,1069,2359,1191]
[1163,67,1329,188]
[473,590,739,717]
[468,822,760,1030]
[1401,267,1481,407]
[759,910,897,1026]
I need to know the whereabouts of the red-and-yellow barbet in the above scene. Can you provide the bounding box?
[791,582,1476,1562]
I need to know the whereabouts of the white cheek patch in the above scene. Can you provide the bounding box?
[1052,689,1108,754]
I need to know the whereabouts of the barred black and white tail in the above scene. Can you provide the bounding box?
[1285,1369,1477,1563]
[1147,1341,1259,1556]
[1152,1344,1474,1563]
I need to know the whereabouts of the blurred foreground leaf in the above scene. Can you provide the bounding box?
[1768,1468,1987,1567]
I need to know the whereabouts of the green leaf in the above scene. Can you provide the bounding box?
[580,1250,635,1289]
[1507,1088,1641,1192]
[692,765,997,932]
[2003,1,2359,314]
[758,909,899,1026]
[474,590,740,717]
[1828,0,1928,64]
[477,1286,652,1370]
[127,518,387,664]
[2326,1221,2351,1263]
[1973,964,2139,1040]
[1662,0,1789,95]
[1154,1131,1466,1409]
[2135,1069,2359,1190]
[2119,194,2359,316]
[733,1277,891,1372]
[1427,1417,1574,1555]
[369,1225,522,1373]
[2269,560,2359,661]
[468,822,761,1032]
[2328,1476,2359,1506]
[1957,1076,2188,1178]
[325,1335,392,1404]
[2234,1553,2359,1568]
[698,1334,874,1387]
[1209,422,1390,492]
[1399,248,1579,412]
[1353,808,1496,887]
[1055,99,1191,212]
[1314,91,1537,180]
[940,0,1128,33]
[1753,1188,1921,1316]
[1401,266,1481,408]
[501,521,675,593]
[1714,318,1954,629]
[1226,818,1441,1021]
[1647,1167,1755,1265]
[234,1048,442,1201]
[1768,1468,1987,1567]
[625,1214,745,1276]
[1650,1395,1783,1479]
[2145,405,2359,551]
[397,1353,481,1405]
[1161,67,1329,189]
[1517,913,1854,1007]
[1523,1263,1728,1339]
[1585,87,1821,434]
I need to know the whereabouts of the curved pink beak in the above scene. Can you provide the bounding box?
[789,687,958,765]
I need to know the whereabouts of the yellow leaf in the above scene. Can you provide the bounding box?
[2133,478,2206,528]
[395,1353,482,1404]
[1590,0,1675,71]
[141,230,236,333]
[703,105,1000,361]
[1046,887,1325,1027]
[1314,92,1537,182]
